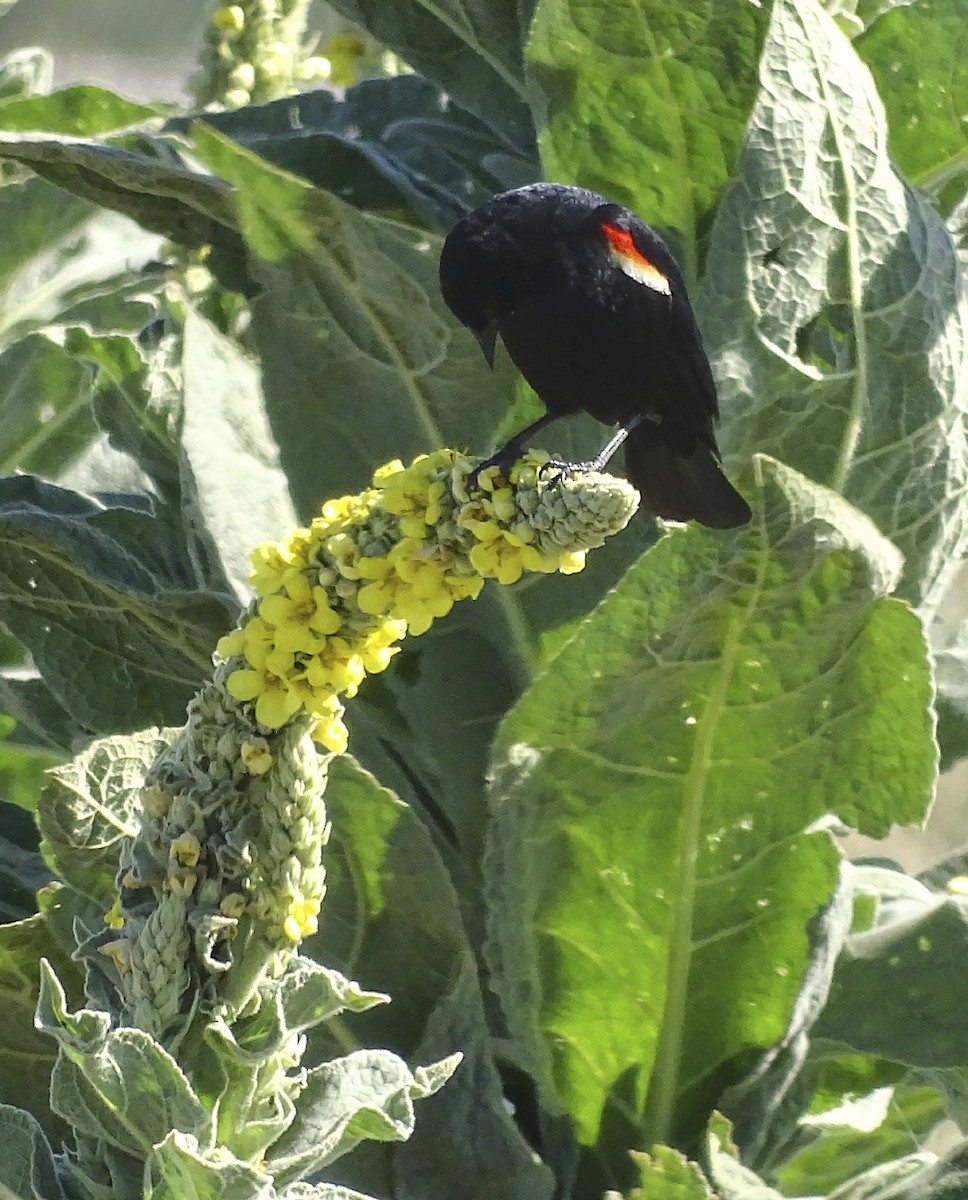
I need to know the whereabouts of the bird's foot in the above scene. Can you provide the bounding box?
[537,457,606,488]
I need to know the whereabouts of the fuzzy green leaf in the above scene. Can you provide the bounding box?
[702,0,968,608]
[189,124,517,514]
[0,1104,67,1200]
[0,85,161,136]
[311,755,553,1200]
[167,76,538,231]
[485,456,936,1160]
[526,0,770,281]
[145,1131,273,1200]
[268,1048,459,1184]
[816,893,968,1067]
[857,0,968,207]
[0,915,79,1146]
[0,130,241,264]
[38,728,172,905]
[39,961,211,1155]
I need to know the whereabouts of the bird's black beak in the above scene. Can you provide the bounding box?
[473,323,498,367]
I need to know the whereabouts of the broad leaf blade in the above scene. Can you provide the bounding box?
[857,0,968,209]
[0,475,233,737]
[526,0,771,281]
[190,123,517,513]
[305,756,551,1199]
[322,0,536,150]
[0,916,79,1146]
[484,456,936,1165]
[702,0,968,609]
[0,130,242,266]
[167,76,538,231]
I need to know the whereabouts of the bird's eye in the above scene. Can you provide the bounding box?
[600,223,671,296]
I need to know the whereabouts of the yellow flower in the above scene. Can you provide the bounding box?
[241,740,273,775]
[104,895,124,930]
[171,833,201,868]
[216,628,244,659]
[283,890,321,942]
[259,576,342,652]
[356,620,407,673]
[239,616,275,668]
[469,531,549,585]
[559,550,587,575]
[378,456,451,536]
[308,693,349,754]
[226,665,302,729]
[305,637,366,697]
[249,540,307,596]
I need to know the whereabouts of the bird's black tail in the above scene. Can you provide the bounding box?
[624,427,751,529]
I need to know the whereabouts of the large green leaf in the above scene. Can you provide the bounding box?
[190,123,517,513]
[526,0,771,281]
[322,0,536,151]
[0,84,161,136]
[0,474,234,738]
[857,0,968,209]
[0,129,242,272]
[701,0,968,609]
[484,457,935,1183]
[167,76,539,232]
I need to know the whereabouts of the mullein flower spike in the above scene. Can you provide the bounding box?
[105,451,636,1040]
[46,452,635,1195]
[219,449,640,754]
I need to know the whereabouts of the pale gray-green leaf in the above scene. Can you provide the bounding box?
[180,309,297,601]
[0,1104,66,1200]
[145,1131,273,1200]
[38,728,172,904]
[267,1049,459,1185]
[702,0,968,609]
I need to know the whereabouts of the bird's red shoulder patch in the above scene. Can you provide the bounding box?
[600,223,671,296]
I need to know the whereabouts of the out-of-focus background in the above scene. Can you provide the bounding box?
[1,0,206,99]
[2,0,965,873]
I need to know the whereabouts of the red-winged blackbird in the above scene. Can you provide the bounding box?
[438,182,751,528]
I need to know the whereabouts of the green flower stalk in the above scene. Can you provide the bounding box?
[32,449,638,1200]
[195,0,330,110]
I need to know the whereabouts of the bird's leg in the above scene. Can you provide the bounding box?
[467,411,561,490]
[542,414,645,485]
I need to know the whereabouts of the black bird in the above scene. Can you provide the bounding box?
[438,182,751,528]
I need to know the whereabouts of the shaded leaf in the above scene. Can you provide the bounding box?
[168,76,538,231]
[0,915,79,1146]
[0,130,242,267]
[816,892,968,1067]
[323,0,536,150]
[189,123,517,513]
[0,474,235,737]
[0,1104,67,1200]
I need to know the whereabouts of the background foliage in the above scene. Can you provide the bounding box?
[0,0,967,1197]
